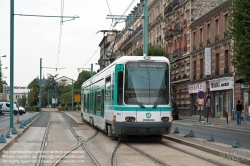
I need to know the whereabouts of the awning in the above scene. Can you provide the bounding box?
[235,78,244,83]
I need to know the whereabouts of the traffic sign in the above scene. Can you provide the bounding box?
[197,91,205,99]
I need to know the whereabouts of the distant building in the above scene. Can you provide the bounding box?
[3,85,30,103]
[55,76,74,86]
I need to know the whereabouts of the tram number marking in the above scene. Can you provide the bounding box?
[146,113,152,118]
[117,113,121,115]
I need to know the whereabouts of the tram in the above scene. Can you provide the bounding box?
[81,56,172,139]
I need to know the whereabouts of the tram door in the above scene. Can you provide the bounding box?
[114,64,124,105]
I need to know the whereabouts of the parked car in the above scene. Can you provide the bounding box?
[171,102,179,120]
[0,102,24,115]
[18,106,26,114]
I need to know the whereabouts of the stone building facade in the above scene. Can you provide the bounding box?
[189,0,241,119]
[99,0,230,116]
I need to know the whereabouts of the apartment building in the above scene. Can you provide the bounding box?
[99,0,229,115]
[189,0,241,119]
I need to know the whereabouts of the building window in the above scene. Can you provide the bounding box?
[215,19,219,35]
[194,61,196,76]
[200,58,203,74]
[216,53,219,70]
[200,28,203,42]
[193,32,196,46]
[224,14,228,31]
[207,24,210,39]
[225,50,229,68]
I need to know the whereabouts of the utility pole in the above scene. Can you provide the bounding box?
[39,58,42,113]
[143,0,148,57]
[10,0,14,128]
[72,79,74,111]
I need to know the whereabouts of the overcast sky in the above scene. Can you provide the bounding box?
[0,0,139,87]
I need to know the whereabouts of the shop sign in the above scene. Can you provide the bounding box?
[205,48,211,75]
[209,77,233,91]
[241,84,250,89]
[188,82,206,94]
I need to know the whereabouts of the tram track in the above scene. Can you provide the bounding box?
[111,140,228,166]
[53,112,100,166]
[160,141,226,166]
[36,113,51,166]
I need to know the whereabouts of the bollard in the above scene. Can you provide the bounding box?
[12,127,18,134]
[174,127,179,133]
[0,134,6,143]
[20,123,24,128]
[189,130,195,137]
[6,130,12,138]
[207,134,214,141]
[232,139,240,148]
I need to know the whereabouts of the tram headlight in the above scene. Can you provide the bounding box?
[125,117,136,122]
[161,117,169,122]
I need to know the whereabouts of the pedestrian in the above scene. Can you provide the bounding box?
[236,100,243,125]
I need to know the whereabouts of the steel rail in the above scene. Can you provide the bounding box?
[160,142,226,166]
[111,142,122,166]
[53,113,99,166]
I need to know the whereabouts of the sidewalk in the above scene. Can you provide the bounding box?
[175,115,250,133]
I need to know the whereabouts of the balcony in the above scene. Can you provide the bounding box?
[173,49,179,59]
[120,25,143,50]
[215,69,219,76]
[183,74,187,79]
[173,22,182,34]
[224,31,229,39]
[199,73,203,79]
[183,46,187,53]
[215,35,219,42]
[193,45,196,52]
[172,0,180,8]
[178,75,181,80]
[207,39,211,46]
[199,42,203,49]
[183,19,187,26]
[164,5,172,15]
[164,30,173,40]
[224,67,229,74]
[193,75,196,81]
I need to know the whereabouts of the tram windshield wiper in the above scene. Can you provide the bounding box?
[152,101,158,108]
[131,98,145,108]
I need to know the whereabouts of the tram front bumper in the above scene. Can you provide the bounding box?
[112,122,172,136]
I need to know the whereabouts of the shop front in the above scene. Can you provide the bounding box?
[209,77,233,119]
[241,84,250,121]
[189,82,206,116]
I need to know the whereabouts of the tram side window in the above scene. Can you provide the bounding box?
[165,66,170,104]
[84,94,88,113]
[117,71,123,105]
[96,91,101,112]
[105,76,111,102]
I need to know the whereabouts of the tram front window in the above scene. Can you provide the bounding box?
[125,62,169,105]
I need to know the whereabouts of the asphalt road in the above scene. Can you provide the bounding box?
[0,112,33,128]
[172,123,250,150]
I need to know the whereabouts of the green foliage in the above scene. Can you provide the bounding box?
[229,0,250,82]
[135,45,167,57]
[25,106,40,112]
[61,90,80,105]
[73,70,91,90]
[20,98,26,107]
[27,78,39,89]
[28,84,39,106]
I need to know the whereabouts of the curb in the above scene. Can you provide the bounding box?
[174,121,250,133]
[162,135,250,165]
[0,113,42,157]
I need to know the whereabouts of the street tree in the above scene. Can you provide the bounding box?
[229,0,250,82]
[135,45,167,57]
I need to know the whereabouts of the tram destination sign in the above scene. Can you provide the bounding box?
[127,62,166,69]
